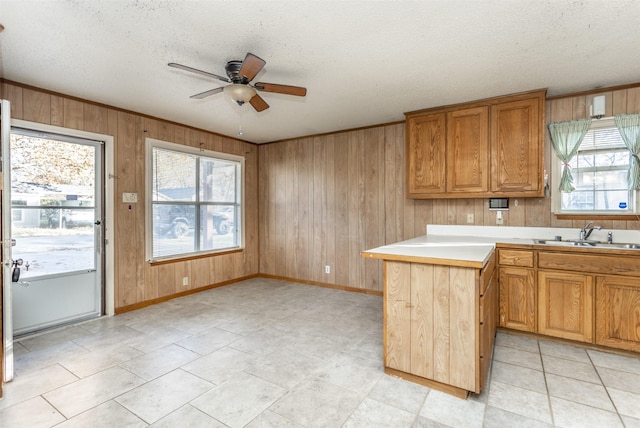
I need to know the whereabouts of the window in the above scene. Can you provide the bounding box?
[147,139,243,261]
[554,118,637,214]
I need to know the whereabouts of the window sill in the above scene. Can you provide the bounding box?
[555,214,639,220]
[149,248,243,266]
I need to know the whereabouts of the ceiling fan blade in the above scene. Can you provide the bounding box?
[255,82,307,97]
[190,87,224,99]
[168,62,230,83]
[239,53,266,82]
[249,94,269,112]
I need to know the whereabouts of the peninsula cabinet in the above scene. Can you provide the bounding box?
[383,255,497,398]
[405,89,546,199]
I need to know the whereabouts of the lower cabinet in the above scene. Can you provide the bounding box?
[499,267,536,332]
[595,275,640,352]
[384,258,496,396]
[538,270,593,343]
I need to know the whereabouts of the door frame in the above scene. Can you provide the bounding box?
[2,119,115,382]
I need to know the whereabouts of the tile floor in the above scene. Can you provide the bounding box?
[1,277,640,427]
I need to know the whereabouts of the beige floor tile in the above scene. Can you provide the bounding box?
[14,340,89,376]
[17,325,91,352]
[175,326,242,355]
[343,397,416,428]
[125,327,191,353]
[367,373,429,414]
[542,354,600,384]
[149,404,227,427]
[491,360,547,393]
[116,369,214,424]
[182,346,257,384]
[118,343,199,381]
[621,415,640,428]
[607,387,640,419]
[0,363,78,410]
[419,389,485,428]
[270,378,362,428]
[587,349,640,375]
[71,325,145,351]
[539,340,591,364]
[59,343,143,378]
[43,366,145,418]
[245,410,303,428]
[597,366,640,394]
[0,396,65,428]
[493,345,543,371]
[487,380,552,424]
[54,400,146,428]
[483,405,552,428]
[545,373,615,412]
[312,352,383,395]
[191,372,286,428]
[495,331,540,353]
[245,347,324,389]
[550,396,623,428]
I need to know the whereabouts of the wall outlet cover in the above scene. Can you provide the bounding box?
[123,192,138,203]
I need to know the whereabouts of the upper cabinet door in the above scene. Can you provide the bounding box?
[491,97,543,194]
[446,106,489,193]
[406,113,446,196]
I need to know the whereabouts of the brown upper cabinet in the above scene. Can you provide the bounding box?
[405,89,546,199]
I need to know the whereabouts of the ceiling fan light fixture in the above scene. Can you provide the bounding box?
[224,84,256,105]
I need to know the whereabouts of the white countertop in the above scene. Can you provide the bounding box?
[362,225,640,268]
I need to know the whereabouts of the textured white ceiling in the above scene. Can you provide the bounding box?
[1,0,639,143]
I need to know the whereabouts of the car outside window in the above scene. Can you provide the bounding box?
[147,139,243,261]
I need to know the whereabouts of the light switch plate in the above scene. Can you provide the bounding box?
[122,192,138,203]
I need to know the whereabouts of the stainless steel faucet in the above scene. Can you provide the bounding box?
[579,222,601,240]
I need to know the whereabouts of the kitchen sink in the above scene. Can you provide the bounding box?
[533,239,640,250]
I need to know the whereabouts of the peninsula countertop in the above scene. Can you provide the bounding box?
[361,224,640,269]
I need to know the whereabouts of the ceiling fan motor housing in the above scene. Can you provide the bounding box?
[225,60,249,84]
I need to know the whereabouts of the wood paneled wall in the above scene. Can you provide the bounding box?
[1,81,259,311]
[259,85,640,293]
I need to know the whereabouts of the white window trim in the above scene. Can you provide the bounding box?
[551,117,639,215]
[145,138,245,262]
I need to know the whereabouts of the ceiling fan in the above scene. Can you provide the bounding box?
[168,52,307,112]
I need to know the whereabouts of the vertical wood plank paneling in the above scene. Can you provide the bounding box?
[63,98,84,130]
[432,265,450,383]
[334,133,350,285]
[50,95,64,126]
[116,111,138,307]
[297,138,311,280]
[22,89,51,124]
[325,135,336,284]
[384,124,398,244]
[84,104,109,134]
[2,82,24,119]
[348,131,361,288]
[411,263,434,378]
[312,136,324,283]
[274,141,287,276]
[449,266,476,390]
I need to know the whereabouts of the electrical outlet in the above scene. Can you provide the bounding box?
[182,276,188,286]
[466,213,474,224]
[496,211,504,225]
[325,265,330,274]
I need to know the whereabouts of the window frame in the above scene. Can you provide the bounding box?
[552,117,638,216]
[145,138,245,262]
